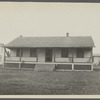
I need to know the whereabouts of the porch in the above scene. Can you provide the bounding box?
[4,47,93,71]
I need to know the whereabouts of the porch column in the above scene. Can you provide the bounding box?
[72,63,74,71]
[19,48,22,69]
[36,48,38,62]
[72,48,74,70]
[91,47,93,71]
[72,48,74,63]
[54,48,56,62]
[19,48,22,62]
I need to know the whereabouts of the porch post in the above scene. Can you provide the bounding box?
[19,48,21,62]
[72,63,74,71]
[72,48,74,70]
[36,48,38,62]
[91,47,93,71]
[19,48,21,69]
[54,48,55,62]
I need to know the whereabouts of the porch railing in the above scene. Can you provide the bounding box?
[21,57,37,62]
[5,57,37,62]
[55,57,92,63]
[73,57,92,63]
[55,58,72,63]
[5,56,92,63]
[5,57,20,62]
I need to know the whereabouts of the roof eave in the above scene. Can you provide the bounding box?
[5,46,94,48]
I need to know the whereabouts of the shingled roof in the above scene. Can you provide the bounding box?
[5,36,95,48]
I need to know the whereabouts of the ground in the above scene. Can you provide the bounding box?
[0,67,100,95]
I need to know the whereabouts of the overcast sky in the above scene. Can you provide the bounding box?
[0,2,100,54]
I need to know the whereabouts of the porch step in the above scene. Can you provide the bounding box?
[34,64,55,71]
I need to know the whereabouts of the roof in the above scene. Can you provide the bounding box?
[5,36,95,48]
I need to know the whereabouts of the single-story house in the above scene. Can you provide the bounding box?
[4,34,95,71]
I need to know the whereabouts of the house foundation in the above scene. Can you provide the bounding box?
[4,61,93,71]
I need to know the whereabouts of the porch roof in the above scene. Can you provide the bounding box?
[5,36,95,48]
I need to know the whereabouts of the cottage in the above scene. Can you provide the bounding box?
[4,34,95,71]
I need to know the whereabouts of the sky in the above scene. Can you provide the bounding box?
[0,2,100,54]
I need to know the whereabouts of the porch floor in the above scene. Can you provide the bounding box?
[4,61,92,65]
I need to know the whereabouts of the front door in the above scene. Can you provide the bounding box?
[45,48,52,62]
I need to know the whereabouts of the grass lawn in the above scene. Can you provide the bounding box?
[0,67,100,95]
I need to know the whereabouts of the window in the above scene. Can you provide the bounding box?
[77,49,84,58]
[30,48,36,57]
[16,49,20,57]
[61,48,68,57]
[16,48,23,57]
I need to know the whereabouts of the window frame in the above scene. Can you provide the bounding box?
[30,48,37,57]
[77,49,84,58]
[16,48,23,57]
[61,48,68,58]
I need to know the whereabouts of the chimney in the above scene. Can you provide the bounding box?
[66,33,69,37]
[20,35,23,37]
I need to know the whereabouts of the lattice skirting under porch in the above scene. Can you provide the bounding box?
[3,62,93,71]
